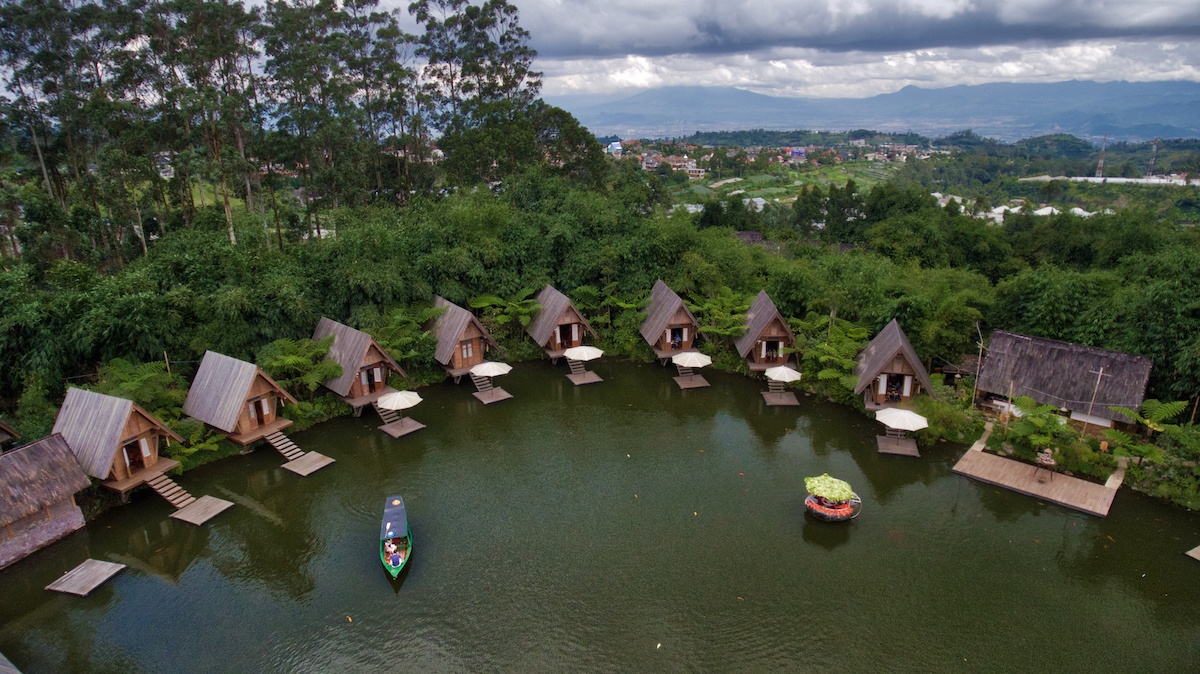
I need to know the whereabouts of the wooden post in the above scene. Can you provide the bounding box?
[1082,367,1108,437]
[1191,396,1199,425]
[1005,380,1014,433]
[164,351,171,376]
[970,323,984,408]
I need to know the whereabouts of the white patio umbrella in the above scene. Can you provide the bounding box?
[470,361,513,377]
[376,390,423,411]
[563,345,604,361]
[672,351,712,369]
[765,366,802,383]
[875,408,929,432]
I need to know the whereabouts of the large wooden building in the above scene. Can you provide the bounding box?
[312,317,407,410]
[53,387,184,494]
[183,351,299,445]
[853,319,934,409]
[0,434,91,571]
[526,285,596,360]
[977,331,1152,428]
[640,280,700,360]
[429,296,500,378]
[734,291,795,371]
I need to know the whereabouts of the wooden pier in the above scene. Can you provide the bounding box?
[282,452,336,476]
[46,559,125,596]
[566,360,603,386]
[876,435,920,457]
[170,495,235,526]
[379,417,426,438]
[761,391,800,406]
[674,374,710,389]
[470,373,513,403]
[952,423,1123,517]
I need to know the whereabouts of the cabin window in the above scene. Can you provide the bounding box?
[361,370,369,386]
[248,402,257,421]
[139,437,151,458]
[460,340,473,360]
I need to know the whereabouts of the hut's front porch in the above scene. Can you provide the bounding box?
[228,417,294,446]
[747,357,790,372]
[340,385,398,412]
[101,458,182,495]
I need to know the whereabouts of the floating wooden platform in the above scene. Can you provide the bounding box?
[566,371,603,386]
[282,452,335,476]
[473,388,513,404]
[761,391,800,406]
[674,374,710,389]
[170,495,235,526]
[953,448,1122,517]
[877,435,920,457]
[1186,545,1200,562]
[379,417,427,438]
[0,651,21,674]
[46,559,125,596]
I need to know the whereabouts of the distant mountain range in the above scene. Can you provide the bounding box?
[544,81,1200,142]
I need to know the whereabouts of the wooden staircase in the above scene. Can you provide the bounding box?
[568,359,587,376]
[677,365,695,377]
[768,380,785,393]
[372,401,401,425]
[470,373,494,392]
[147,474,196,510]
[264,431,305,462]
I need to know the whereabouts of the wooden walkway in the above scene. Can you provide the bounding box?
[379,417,426,438]
[282,452,335,476]
[953,422,1123,517]
[45,559,125,596]
[170,495,235,526]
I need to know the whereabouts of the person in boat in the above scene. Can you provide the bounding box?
[385,540,397,556]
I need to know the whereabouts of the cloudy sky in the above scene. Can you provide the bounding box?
[471,0,1200,99]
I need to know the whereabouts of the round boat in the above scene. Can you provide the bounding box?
[805,493,862,522]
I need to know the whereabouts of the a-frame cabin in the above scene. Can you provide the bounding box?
[526,285,596,361]
[312,317,407,412]
[853,319,934,409]
[428,296,500,379]
[733,291,795,371]
[640,280,701,361]
[183,351,299,446]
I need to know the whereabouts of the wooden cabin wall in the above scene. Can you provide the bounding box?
[654,308,698,350]
[107,411,164,481]
[348,344,397,397]
[235,375,282,433]
[452,323,487,369]
[749,317,793,363]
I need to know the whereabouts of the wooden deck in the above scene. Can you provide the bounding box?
[876,435,920,457]
[379,417,426,438]
[100,458,181,495]
[339,385,397,411]
[46,559,125,596]
[473,388,513,404]
[747,359,790,372]
[282,452,335,476]
[227,417,294,446]
[953,427,1123,517]
[567,371,603,386]
[0,651,20,674]
[1187,545,1200,562]
[761,391,800,406]
[170,495,235,526]
[674,374,710,389]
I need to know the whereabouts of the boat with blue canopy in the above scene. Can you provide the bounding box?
[380,496,412,578]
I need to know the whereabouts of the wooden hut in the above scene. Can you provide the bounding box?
[183,351,299,446]
[53,387,185,494]
[854,319,934,409]
[733,291,795,371]
[526,285,596,360]
[429,296,500,379]
[0,434,90,571]
[977,331,1152,428]
[312,317,407,411]
[640,280,701,360]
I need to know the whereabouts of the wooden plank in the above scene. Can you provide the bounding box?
[379,417,427,438]
[170,495,235,526]
[1186,545,1200,562]
[876,435,921,457]
[282,452,335,477]
[45,559,125,596]
[0,651,22,674]
[674,374,710,389]
[761,391,800,407]
[566,371,603,386]
[952,449,1120,517]
[473,388,513,405]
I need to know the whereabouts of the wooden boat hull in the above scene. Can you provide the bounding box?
[805,494,862,522]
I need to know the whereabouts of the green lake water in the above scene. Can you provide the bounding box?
[2,361,1199,672]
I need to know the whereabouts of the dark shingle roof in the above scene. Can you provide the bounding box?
[526,285,595,346]
[52,388,183,479]
[640,280,698,346]
[853,319,934,395]
[183,351,298,433]
[429,297,499,366]
[0,434,90,527]
[977,331,1152,423]
[312,317,406,396]
[733,291,794,357]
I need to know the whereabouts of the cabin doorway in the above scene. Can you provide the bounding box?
[761,340,782,363]
[670,327,685,350]
[249,397,272,428]
[361,366,383,394]
[122,440,146,474]
[558,324,578,348]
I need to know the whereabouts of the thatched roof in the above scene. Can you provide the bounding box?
[312,317,406,396]
[977,331,1152,423]
[52,388,183,479]
[733,291,794,357]
[429,297,499,366]
[640,280,698,346]
[853,319,934,395]
[183,351,299,433]
[526,285,595,346]
[0,434,90,527]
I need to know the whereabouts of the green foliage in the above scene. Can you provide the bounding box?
[87,358,188,421]
[687,286,750,344]
[15,374,58,440]
[790,312,868,405]
[255,336,343,401]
